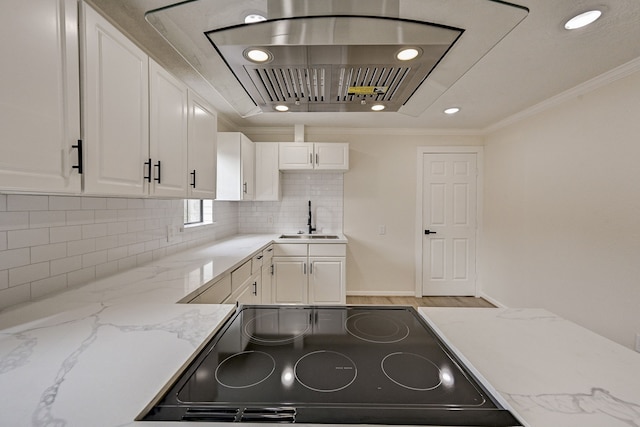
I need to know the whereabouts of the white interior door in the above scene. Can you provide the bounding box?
[422,153,478,295]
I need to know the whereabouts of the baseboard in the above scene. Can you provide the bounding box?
[346,290,416,297]
[478,291,507,308]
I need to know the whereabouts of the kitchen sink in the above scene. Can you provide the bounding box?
[278,234,340,239]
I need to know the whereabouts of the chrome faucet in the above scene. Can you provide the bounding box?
[307,200,316,234]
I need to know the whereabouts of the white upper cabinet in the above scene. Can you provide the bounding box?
[187,91,217,199]
[0,0,81,193]
[149,59,189,198]
[279,143,349,171]
[82,2,149,196]
[255,143,281,201]
[216,132,255,201]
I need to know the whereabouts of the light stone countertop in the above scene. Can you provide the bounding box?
[419,307,640,427]
[0,233,278,427]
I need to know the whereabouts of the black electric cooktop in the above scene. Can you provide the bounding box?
[142,305,521,426]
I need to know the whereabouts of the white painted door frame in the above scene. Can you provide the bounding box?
[414,146,484,297]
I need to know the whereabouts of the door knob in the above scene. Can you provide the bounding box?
[424,230,437,235]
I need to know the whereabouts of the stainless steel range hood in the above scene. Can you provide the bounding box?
[145,0,528,117]
[207,16,461,112]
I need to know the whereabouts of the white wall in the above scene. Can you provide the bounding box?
[482,67,640,349]
[245,129,482,296]
[0,195,237,309]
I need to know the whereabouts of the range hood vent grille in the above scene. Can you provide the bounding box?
[247,64,413,107]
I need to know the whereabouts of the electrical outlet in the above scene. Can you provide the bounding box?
[635,333,640,353]
[378,225,386,235]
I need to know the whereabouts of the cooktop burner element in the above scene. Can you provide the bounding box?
[141,306,521,426]
[294,350,357,392]
[381,352,442,391]
[345,312,410,343]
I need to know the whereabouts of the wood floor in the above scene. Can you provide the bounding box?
[346,295,495,309]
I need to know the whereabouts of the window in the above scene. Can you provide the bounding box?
[184,199,214,226]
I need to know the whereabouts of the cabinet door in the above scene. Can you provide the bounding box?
[187,91,217,199]
[314,143,349,170]
[82,3,149,195]
[149,59,188,197]
[0,0,81,193]
[309,257,345,304]
[279,143,314,170]
[255,143,280,201]
[273,257,308,304]
[237,273,261,305]
[240,135,255,200]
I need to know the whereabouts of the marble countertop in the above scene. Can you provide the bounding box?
[0,233,277,427]
[419,307,640,427]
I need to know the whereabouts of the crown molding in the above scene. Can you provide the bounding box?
[484,55,640,134]
[239,126,482,138]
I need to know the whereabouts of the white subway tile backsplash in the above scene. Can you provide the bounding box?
[29,211,66,228]
[67,238,96,256]
[50,225,82,243]
[51,256,82,276]
[9,262,49,286]
[31,243,67,263]
[106,198,128,210]
[0,284,30,310]
[0,178,337,310]
[31,275,67,299]
[82,250,108,268]
[82,223,108,239]
[0,212,29,232]
[67,267,95,288]
[49,196,81,211]
[0,270,8,290]
[8,228,49,249]
[7,195,48,211]
[66,210,94,225]
[81,197,107,210]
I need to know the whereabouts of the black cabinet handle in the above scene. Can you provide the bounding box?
[190,170,196,188]
[144,159,152,182]
[424,230,437,235]
[252,281,257,296]
[154,160,161,183]
[72,140,83,174]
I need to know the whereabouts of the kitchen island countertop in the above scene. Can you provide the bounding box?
[419,307,640,427]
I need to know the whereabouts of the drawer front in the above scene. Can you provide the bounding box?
[252,252,264,274]
[263,245,274,261]
[231,259,252,292]
[273,243,308,257]
[192,275,231,304]
[308,243,346,257]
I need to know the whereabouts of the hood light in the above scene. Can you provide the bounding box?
[564,10,602,30]
[444,107,460,115]
[396,48,421,61]
[371,104,385,111]
[244,48,272,63]
[275,105,289,112]
[244,14,266,24]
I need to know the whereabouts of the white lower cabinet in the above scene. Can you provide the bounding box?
[189,274,231,304]
[272,243,346,304]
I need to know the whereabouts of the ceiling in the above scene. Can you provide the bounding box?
[87,0,640,131]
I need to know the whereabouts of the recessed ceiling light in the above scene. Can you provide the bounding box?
[396,48,421,61]
[564,10,602,30]
[371,104,385,111]
[275,105,289,112]
[444,107,460,115]
[244,48,272,63]
[244,14,266,24]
